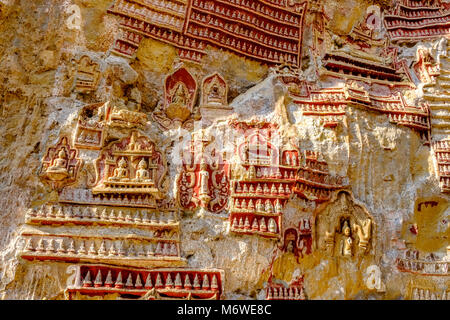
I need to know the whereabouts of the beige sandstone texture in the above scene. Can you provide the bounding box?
[0,0,448,300]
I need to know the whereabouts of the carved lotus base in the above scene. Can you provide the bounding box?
[45,169,69,181]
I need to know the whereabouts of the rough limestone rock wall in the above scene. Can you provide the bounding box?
[0,0,448,300]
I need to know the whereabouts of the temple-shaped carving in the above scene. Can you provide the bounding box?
[199,73,233,124]
[177,130,230,213]
[320,9,414,88]
[73,55,100,93]
[39,136,82,190]
[314,191,374,257]
[92,131,167,203]
[228,121,300,239]
[384,0,450,43]
[153,67,198,130]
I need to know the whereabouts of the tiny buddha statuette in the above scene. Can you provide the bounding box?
[134,159,151,182]
[109,157,129,181]
[46,148,69,180]
[340,221,353,257]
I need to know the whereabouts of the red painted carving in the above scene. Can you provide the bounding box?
[177,131,230,213]
[228,122,300,238]
[39,136,83,190]
[413,48,440,83]
[384,0,450,42]
[184,0,307,66]
[433,139,450,192]
[266,276,306,300]
[92,131,168,199]
[396,250,449,276]
[152,67,198,130]
[107,0,306,65]
[65,264,224,300]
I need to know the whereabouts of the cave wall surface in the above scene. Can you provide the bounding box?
[0,0,448,300]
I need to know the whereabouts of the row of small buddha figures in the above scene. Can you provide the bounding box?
[26,204,178,227]
[411,288,449,300]
[388,113,429,126]
[23,237,179,258]
[118,15,206,51]
[438,163,450,174]
[390,27,449,37]
[80,270,219,292]
[234,182,293,197]
[306,92,347,101]
[397,258,449,274]
[386,16,450,28]
[304,158,328,173]
[188,25,298,63]
[108,158,153,182]
[297,169,344,186]
[133,0,185,14]
[294,183,333,199]
[266,285,305,300]
[300,104,346,112]
[192,0,301,36]
[230,215,279,234]
[115,1,184,29]
[389,7,445,19]
[244,166,297,180]
[191,15,299,53]
[195,0,301,24]
[436,152,450,161]
[114,41,136,56]
[60,188,156,206]
[232,198,284,214]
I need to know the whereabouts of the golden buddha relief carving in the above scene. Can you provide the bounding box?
[39,136,82,190]
[315,191,374,257]
[92,131,168,202]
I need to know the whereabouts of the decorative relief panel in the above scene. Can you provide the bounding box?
[432,140,450,192]
[73,55,100,93]
[228,122,300,239]
[65,264,224,300]
[384,0,450,43]
[92,131,168,201]
[20,229,184,268]
[153,67,198,130]
[39,137,83,190]
[177,130,230,213]
[314,191,374,257]
[396,248,449,276]
[74,102,107,150]
[107,0,306,65]
[184,0,307,65]
[199,72,233,124]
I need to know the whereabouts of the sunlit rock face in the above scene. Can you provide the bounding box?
[0,0,448,300]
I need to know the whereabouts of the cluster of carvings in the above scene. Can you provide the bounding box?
[384,0,450,42]
[65,264,224,300]
[107,0,306,65]
[396,249,450,276]
[153,68,232,130]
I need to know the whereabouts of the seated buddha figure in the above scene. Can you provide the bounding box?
[109,157,129,181]
[134,158,151,182]
[47,148,69,180]
[171,83,188,106]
